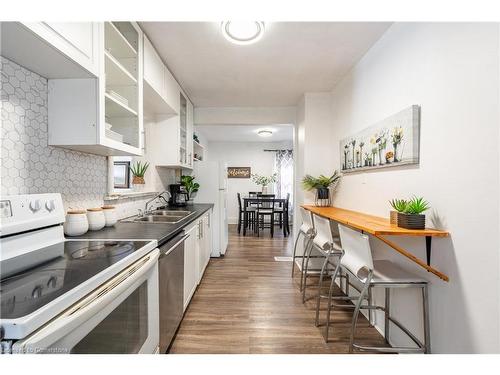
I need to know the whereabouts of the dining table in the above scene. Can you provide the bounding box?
[241,196,288,236]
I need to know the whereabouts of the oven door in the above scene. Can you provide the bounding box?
[12,249,159,354]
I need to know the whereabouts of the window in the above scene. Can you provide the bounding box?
[273,149,294,214]
[114,161,130,189]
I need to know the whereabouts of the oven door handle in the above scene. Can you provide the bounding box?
[13,249,159,353]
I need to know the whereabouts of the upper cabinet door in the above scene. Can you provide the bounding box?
[163,66,180,114]
[24,22,99,77]
[143,36,164,97]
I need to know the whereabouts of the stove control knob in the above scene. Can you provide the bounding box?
[29,200,41,213]
[45,200,56,212]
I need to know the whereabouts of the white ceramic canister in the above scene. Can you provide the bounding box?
[102,205,117,227]
[86,208,106,231]
[64,210,89,236]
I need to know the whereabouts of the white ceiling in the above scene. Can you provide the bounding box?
[140,22,391,107]
[195,124,293,143]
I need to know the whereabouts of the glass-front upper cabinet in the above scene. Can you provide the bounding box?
[179,93,187,165]
[103,22,142,151]
[46,22,144,156]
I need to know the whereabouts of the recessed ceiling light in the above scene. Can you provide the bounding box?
[257,129,273,137]
[221,21,265,45]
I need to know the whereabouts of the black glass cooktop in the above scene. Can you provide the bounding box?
[0,240,150,320]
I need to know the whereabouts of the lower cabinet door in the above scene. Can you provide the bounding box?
[183,225,198,310]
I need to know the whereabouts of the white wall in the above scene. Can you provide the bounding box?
[293,92,335,232]
[208,141,292,224]
[328,23,500,353]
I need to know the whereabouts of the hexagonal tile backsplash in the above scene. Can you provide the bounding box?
[1,57,108,210]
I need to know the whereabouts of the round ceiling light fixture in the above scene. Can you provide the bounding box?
[257,129,273,137]
[221,21,265,45]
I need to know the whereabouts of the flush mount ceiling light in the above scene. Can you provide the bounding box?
[257,129,273,137]
[221,21,265,45]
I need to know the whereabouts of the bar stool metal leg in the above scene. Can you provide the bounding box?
[299,236,313,292]
[301,240,315,301]
[422,284,431,354]
[291,230,304,277]
[384,288,390,344]
[349,274,373,354]
[314,253,330,326]
[368,287,374,326]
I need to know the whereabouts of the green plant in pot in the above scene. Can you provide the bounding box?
[389,198,407,226]
[251,173,277,194]
[302,171,341,207]
[130,161,149,189]
[180,175,200,201]
[392,196,430,230]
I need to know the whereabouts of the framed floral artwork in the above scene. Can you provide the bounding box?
[339,105,420,173]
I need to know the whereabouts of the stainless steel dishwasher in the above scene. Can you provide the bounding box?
[158,231,188,353]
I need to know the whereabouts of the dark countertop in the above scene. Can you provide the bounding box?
[71,204,214,246]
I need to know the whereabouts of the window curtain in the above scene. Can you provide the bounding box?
[273,149,294,215]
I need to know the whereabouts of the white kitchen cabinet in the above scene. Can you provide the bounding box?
[198,211,212,283]
[143,36,163,96]
[186,99,195,168]
[1,22,99,78]
[48,22,144,156]
[148,92,194,169]
[27,22,100,77]
[143,35,178,118]
[183,223,199,311]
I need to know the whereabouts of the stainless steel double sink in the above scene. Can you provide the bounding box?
[123,209,195,224]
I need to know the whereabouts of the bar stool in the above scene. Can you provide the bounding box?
[291,207,315,287]
[301,214,342,304]
[324,224,431,353]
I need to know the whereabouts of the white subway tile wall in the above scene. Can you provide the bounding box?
[1,57,108,210]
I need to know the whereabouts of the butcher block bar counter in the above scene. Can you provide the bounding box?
[302,205,450,282]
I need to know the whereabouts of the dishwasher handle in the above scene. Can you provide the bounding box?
[159,234,189,257]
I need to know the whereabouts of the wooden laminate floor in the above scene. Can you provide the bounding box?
[169,224,386,354]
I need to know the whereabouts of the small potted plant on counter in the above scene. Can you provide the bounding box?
[180,175,200,204]
[130,161,149,190]
[397,196,430,230]
[251,173,277,194]
[301,171,341,207]
[389,198,407,225]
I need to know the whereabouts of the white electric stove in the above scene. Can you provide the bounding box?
[0,194,159,354]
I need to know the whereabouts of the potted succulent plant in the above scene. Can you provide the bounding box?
[180,175,200,203]
[130,161,150,190]
[389,198,408,225]
[301,171,341,206]
[396,196,430,230]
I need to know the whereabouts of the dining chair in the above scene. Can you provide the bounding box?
[237,193,255,234]
[248,192,259,207]
[321,224,430,353]
[255,195,276,237]
[273,193,290,236]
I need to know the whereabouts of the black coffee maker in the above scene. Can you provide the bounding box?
[168,184,189,207]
